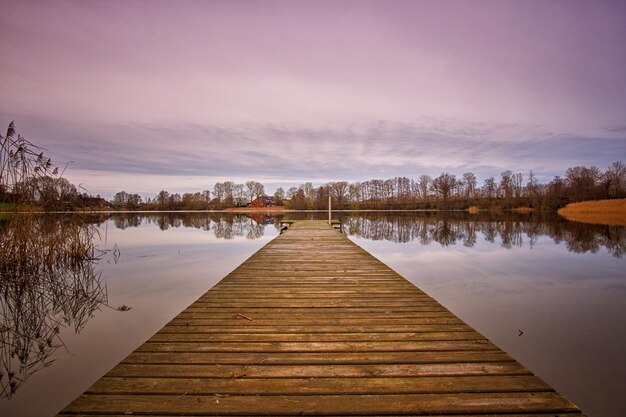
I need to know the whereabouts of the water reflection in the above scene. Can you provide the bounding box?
[340,213,626,257]
[0,211,284,400]
[105,211,625,257]
[110,212,271,239]
[0,215,109,398]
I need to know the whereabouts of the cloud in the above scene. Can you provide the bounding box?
[4,113,624,198]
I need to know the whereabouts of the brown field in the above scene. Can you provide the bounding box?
[557,198,626,226]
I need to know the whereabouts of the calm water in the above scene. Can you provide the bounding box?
[0,211,624,417]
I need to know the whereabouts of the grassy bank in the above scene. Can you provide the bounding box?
[558,199,626,226]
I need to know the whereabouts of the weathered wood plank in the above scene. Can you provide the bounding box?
[136,340,497,353]
[149,331,484,342]
[155,324,477,333]
[61,392,579,415]
[121,351,514,365]
[169,315,460,324]
[87,375,552,395]
[105,362,531,378]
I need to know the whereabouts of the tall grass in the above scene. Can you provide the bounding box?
[558,198,626,226]
[0,122,112,398]
[1,121,57,207]
[0,214,108,398]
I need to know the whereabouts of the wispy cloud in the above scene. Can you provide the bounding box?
[5,113,624,197]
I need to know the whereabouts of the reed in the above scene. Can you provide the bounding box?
[1,121,58,208]
[558,198,626,226]
[0,214,108,398]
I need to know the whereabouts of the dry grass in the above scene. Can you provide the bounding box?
[558,198,626,226]
[467,206,480,214]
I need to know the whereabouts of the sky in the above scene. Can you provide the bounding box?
[1,0,626,199]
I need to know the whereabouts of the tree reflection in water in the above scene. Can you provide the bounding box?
[0,215,110,399]
[341,212,626,258]
[111,212,270,239]
[106,211,625,257]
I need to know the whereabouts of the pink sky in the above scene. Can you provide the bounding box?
[2,0,625,197]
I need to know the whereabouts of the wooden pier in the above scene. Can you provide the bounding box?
[58,220,584,416]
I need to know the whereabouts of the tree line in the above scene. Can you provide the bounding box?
[15,162,625,212]
[111,180,268,210]
[282,162,625,210]
[108,162,625,211]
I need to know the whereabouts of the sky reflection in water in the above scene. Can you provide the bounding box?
[0,212,624,417]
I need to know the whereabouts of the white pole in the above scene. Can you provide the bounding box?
[328,195,331,224]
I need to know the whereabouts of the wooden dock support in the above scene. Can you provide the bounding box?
[58,220,585,416]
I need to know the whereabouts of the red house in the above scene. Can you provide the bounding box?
[248,196,274,207]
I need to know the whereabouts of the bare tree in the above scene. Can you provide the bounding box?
[603,161,626,198]
[431,172,456,202]
[302,182,317,203]
[212,183,225,203]
[157,190,170,207]
[418,175,432,199]
[233,183,247,206]
[462,172,477,198]
[525,170,541,206]
[512,172,523,199]
[222,181,235,206]
[329,181,349,207]
[482,177,497,200]
[349,182,362,206]
[565,166,601,201]
[202,189,211,203]
[245,180,265,203]
[499,170,514,199]
[273,187,285,205]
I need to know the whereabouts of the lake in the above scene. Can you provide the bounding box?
[1,211,624,417]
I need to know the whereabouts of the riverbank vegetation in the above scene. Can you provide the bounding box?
[558,199,626,226]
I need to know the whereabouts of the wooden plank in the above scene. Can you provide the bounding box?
[60,392,579,415]
[87,375,552,395]
[57,220,584,416]
[105,362,531,378]
[169,315,460,324]
[121,351,514,365]
[148,331,484,342]
[136,340,497,352]
[154,324,477,333]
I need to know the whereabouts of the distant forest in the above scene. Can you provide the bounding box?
[83,162,626,211]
